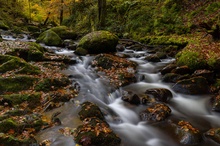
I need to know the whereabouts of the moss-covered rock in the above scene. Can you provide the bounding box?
[36,30,62,46]
[75,47,88,56]
[140,102,171,122]
[172,76,209,95]
[0,93,41,109]
[0,133,37,146]
[92,54,137,87]
[77,31,119,54]
[50,26,77,39]
[139,36,188,48]
[168,119,202,145]
[78,101,105,120]
[0,75,37,93]
[0,20,9,30]
[74,117,121,146]
[176,49,207,71]
[34,77,70,92]
[205,128,220,144]
[7,42,45,61]
[0,118,17,133]
[145,88,173,102]
[0,55,41,74]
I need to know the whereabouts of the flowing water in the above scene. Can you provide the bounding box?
[1,33,220,146]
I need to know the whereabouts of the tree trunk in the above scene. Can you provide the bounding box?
[60,0,64,25]
[98,0,106,28]
[43,12,51,26]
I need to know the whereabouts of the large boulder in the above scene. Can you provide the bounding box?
[172,76,209,95]
[36,30,62,46]
[50,26,77,40]
[140,103,171,122]
[168,119,202,145]
[205,128,220,144]
[91,54,137,87]
[145,88,173,102]
[76,31,119,54]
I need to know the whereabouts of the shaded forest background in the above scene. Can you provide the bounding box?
[0,0,220,39]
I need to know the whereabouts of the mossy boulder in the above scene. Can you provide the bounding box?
[91,54,137,87]
[0,93,41,109]
[139,36,188,48]
[36,30,63,46]
[172,76,209,95]
[0,55,41,74]
[76,31,119,54]
[34,77,70,92]
[168,119,202,145]
[140,103,171,122]
[205,128,220,144]
[7,42,45,61]
[74,117,121,146]
[0,134,37,146]
[27,25,40,33]
[145,88,173,102]
[0,118,17,133]
[176,50,207,71]
[50,26,77,39]
[0,20,9,30]
[78,101,105,120]
[0,75,37,93]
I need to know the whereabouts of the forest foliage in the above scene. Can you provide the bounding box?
[0,0,219,39]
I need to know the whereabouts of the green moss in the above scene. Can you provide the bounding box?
[0,55,41,74]
[1,93,41,108]
[50,26,77,39]
[75,47,88,56]
[0,119,17,133]
[0,75,37,93]
[176,50,207,70]
[0,20,9,30]
[139,36,188,48]
[36,30,63,46]
[35,77,70,91]
[78,31,119,54]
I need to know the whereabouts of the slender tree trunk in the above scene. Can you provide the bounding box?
[28,0,31,23]
[44,12,51,25]
[60,0,64,25]
[98,0,106,28]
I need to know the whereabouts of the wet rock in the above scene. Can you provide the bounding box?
[74,117,121,146]
[92,54,137,87]
[172,76,209,95]
[162,73,190,83]
[160,63,177,75]
[205,128,220,144]
[171,65,191,75]
[145,54,161,62]
[121,91,140,105]
[78,101,105,121]
[76,31,118,54]
[211,94,220,111]
[140,102,171,122]
[145,88,173,102]
[168,119,202,145]
[121,90,156,105]
[36,30,63,46]
[156,52,167,59]
[192,69,215,83]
